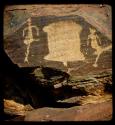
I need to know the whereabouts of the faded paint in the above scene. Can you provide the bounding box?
[43,20,85,67]
[87,28,112,67]
[23,18,39,63]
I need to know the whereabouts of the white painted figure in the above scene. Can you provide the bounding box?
[87,28,112,67]
[23,18,39,63]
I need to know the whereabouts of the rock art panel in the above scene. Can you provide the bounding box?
[4,5,112,76]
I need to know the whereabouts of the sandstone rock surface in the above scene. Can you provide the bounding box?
[2,4,112,121]
[24,100,112,121]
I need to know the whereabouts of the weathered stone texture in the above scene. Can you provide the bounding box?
[24,100,112,121]
[3,5,112,120]
[4,4,112,76]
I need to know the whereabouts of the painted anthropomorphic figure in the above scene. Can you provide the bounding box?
[23,18,39,63]
[87,28,112,67]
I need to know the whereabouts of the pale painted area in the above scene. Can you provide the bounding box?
[88,28,112,67]
[23,18,39,63]
[43,20,85,67]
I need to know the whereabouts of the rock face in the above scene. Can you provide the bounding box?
[4,5,112,76]
[2,4,112,120]
[4,99,33,116]
[24,100,112,121]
